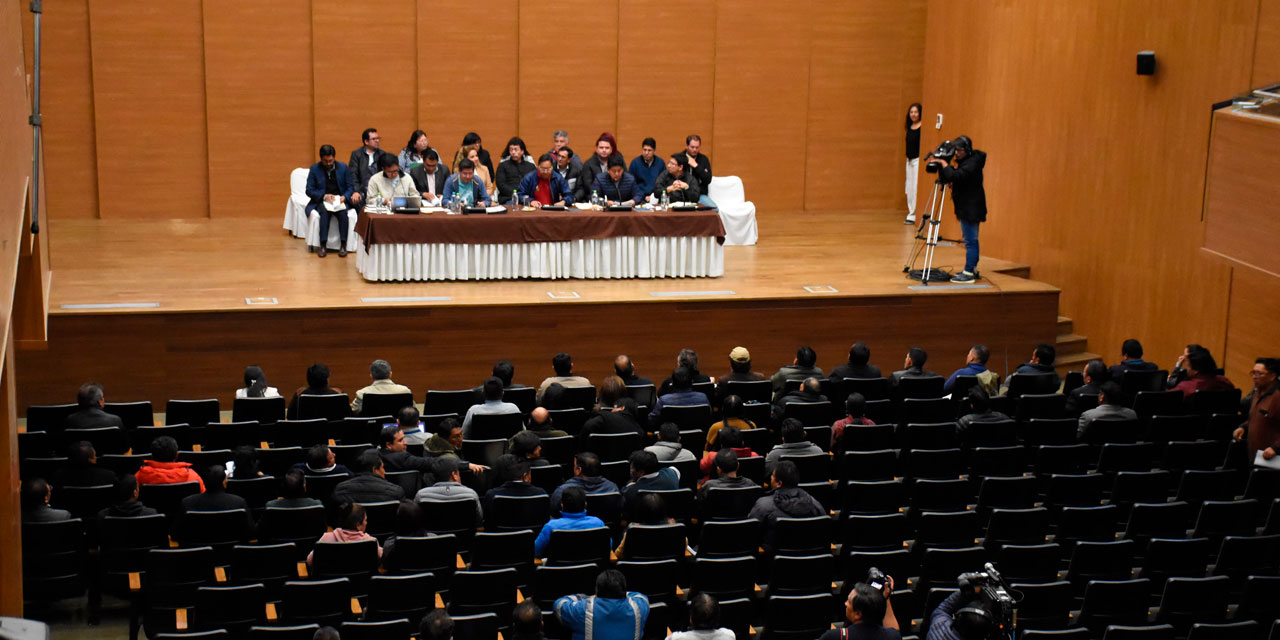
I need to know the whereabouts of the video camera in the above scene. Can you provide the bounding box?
[924,140,956,173]
[955,563,1015,640]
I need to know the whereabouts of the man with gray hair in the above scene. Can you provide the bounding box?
[66,382,125,429]
[548,130,582,169]
[351,359,413,414]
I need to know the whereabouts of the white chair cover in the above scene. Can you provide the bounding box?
[708,175,757,246]
[307,209,359,251]
[283,168,310,238]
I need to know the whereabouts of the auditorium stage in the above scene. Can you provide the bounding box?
[15,210,1061,409]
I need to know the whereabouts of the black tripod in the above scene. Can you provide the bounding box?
[903,178,962,284]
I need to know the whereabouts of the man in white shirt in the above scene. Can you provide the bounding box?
[461,376,521,437]
[366,155,419,205]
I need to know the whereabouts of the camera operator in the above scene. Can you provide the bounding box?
[820,574,900,640]
[925,135,987,284]
[925,586,996,640]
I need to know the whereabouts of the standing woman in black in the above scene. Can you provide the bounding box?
[904,103,923,224]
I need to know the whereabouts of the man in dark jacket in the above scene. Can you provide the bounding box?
[592,157,639,206]
[550,452,620,512]
[614,355,654,388]
[771,377,828,424]
[97,475,159,519]
[334,449,406,504]
[579,398,647,448]
[1005,343,1062,392]
[652,155,701,205]
[175,465,254,540]
[682,135,715,208]
[1066,359,1108,415]
[53,441,118,489]
[65,382,125,430]
[830,342,883,381]
[348,128,387,208]
[1108,339,1159,381]
[748,460,825,551]
[890,347,935,389]
[306,145,357,258]
[927,134,986,283]
[622,451,679,514]
[483,455,547,521]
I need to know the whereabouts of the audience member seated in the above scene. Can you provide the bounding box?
[527,407,569,439]
[1234,357,1280,459]
[890,347,935,388]
[829,341,883,381]
[394,406,428,445]
[21,478,71,523]
[420,610,454,640]
[831,393,876,450]
[593,376,626,412]
[306,145,357,258]
[548,130,583,169]
[615,492,680,558]
[518,153,573,209]
[646,423,698,463]
[488,359,526,390]
[554,148,582,195]
[379,425,446,478]
[463,376,521,437]
[944,344,998,394]
[414,457,482,526]
[64,382,124,430]
[483,454,546,521]
[699,450,755,503]
[652,154,700,204]
[1166,343,1208,389]
[649,367,711,427]
[1066,359,1108,415]
[441,158,492,206]
[765,418,824,475]
[555,569,649,640]
[333,450,405,504]
[699,426,759,481]
[682,134,716,209]
[592,156,638,206]
[716,347,766,396]
[623,451,679,511]
[956,386,1012,436]
[1077,382,1137,439]
[1004,343,1061,391]
[409,150,450,205]
[576,133,620,203]
[772,376,828,422]
[510,430,553,468]
[534,486,606,557]
[628,138,664,201]
[1170,348,1234,399]
[288,362,342,419]
[614,354,654,387]
[707,395,756,450]
[97,475,158,519]
[306,502,381,566]
[52,441,118,489]
[819,579,901,640]
[136,436,205,491]
[266,469,322,509]
[496,137,537,199]
[348,127,387,205]
[511,601,545,640]
[538,352,592,404]
[295,444,352,477]
[237,365,281,399]
[351,359,413,415]
[398,129,437,175]
[381,500,428,568]
[669,592,736,640]
[770,346,824,400]
[229,445,263,479]
[366,153,419,204]
[551,452,620,513]
[579,396,646,448]
[1109,338,1159,381]
[749,461,825,551]
[426,417,464,458]
[656,349,712,397]
[176,464,254,534]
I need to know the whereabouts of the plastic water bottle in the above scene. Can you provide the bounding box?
[511,190,519,211]
[592,190,600,207]
[661,189,669,210]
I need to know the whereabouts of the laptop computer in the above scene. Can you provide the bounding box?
[392,195,421,213]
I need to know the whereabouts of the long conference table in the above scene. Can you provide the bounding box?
[354,206,727,281]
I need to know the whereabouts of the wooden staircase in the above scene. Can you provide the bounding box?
[991,261,1099,378]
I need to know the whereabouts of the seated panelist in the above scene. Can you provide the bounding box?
[442,159,493,207]
[592,156,638,207]
[518,154,574,208]
[305,144,356,258]
[409,149,450,205]
[652,154,701,203]
[366,154,419,205]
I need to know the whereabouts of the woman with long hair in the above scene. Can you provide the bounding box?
[398,129,431,172]
[459,132,495,179]
[904,102,923,224]
[237,365,280,399]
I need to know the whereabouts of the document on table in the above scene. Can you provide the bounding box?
[1254,450,1280,469]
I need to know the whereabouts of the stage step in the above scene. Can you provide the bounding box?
[1057,315,1072,334]
[992,263,1032,279]
[1053,314,1096,377]
[1057,333,1088,355]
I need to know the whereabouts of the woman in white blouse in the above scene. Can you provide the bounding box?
[236,365,281,399]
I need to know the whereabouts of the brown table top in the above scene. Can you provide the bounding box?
[355,207,726,247]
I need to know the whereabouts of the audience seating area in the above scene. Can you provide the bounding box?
[17,364,1280,640]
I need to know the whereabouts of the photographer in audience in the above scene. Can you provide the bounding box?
[926,585,997,640]
[820,574,900,640]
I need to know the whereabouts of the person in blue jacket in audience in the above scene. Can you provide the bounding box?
[628,138,664,201]
[305,144,357,258]
[518,154,574,208]
[555,569,649,640]
[533,486,605,557]
[442,158,492,207]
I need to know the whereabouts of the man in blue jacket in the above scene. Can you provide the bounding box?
[519,154,574,208]
[305,144,357,258]
[555,569,649,640]
[628,138,664,201]
[592,157,639,206]
[534,486,605,556]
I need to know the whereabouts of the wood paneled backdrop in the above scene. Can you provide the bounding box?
[24,0,927,220]
[917,0,1280,385]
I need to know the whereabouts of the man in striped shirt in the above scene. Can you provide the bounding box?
[555,570,649,640]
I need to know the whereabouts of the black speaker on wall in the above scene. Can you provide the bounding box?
[1137,51,1156,75]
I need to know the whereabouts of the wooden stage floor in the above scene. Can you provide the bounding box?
[44,210,1049,313]
[17,210,1061,408]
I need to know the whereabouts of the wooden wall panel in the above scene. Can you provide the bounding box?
[23,0,98,220]
[616,0,716,163]
[518,1,618,153]
[203,0,314,218]
[418,0,517,168]
[1225,266,1280,384]
[312,0,416,163]
[805,0,925,210]
[920,0,1258,371]
[712,0,810,212]
[1202,111,1280,276]
[88,1,208,218]
[1254,0,1280,87]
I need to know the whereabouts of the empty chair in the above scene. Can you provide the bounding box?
[661,404,714,431]
[304,473,347,504]
[965,419,1019,448]
[1011,580,1072,631]
[1187,621,1260,640]
[21,519,86,603]
[985,507,1051,548]
[254,447,305,478]
[1231,575,1280,627]
[1035,444,1090,476]
[1101,625,1175,640]
[133,425,193,453]
[1056,505,1120,549]
[782,401,834,427]
[174,509,253,562]
[1111,471,1173,515]
[272,419,333,448]
[902,422,959,450]
[450,613,499,640]
[1022,418,1080,446]
[1008,374,1061,399]
[766,553,832,595]
[914,510,980,549]
[903,448,965,479]
[296,393,350,421]
[17,431,53,459]
[52,484,115,522]
[840,513,908,553]
[1097,442,1157,474]
[469,412,524,440]
[460,439,506,469]
[356,500,400,541]
[1154,576,1231,636]
[840,449,898,482]
[62,427,130,455]
[841,424,897,453]
[340,620,411,640]
[772,516,833,556]
[615,523,686,561]
[1075,578,1152,634]
[690,555,757,600]
[703,486,764,521]
[1121,370,1168,396]
[1210,535,1280,584]
[383,535,457,583]
[26,403,79,432]
[259,506,327,556]
[843,479,907,516]
[1083,418,1144,445]
[543,409,589,437]
[104,400,155,429]
[617,559,680,603]
[584,432,643,462]
[1162,440,1229,473]
[246,625,320,640]
[900,398,954,426]
[311,539,380,595]
[193,583,268,636]
[696,520,761,559]
[1175,470,1241,505]
[489,494,551,532]
[423,389,480,418]
[1147,415,1208,444]
[1123,503,1194,548]
[1188,388,1241,417]
[1138,537,1210,591]
[1016,393,1067,421]
[917,546,987,593]
[583,492,624,534]
[996,543,1059,584]
[910,477,973,513]
[448,568,519,626]
[545,527,612,566]
[532,563,597,609]
[232,396,286,425]
[469,529,535,585]
[1133,391,1185,420]
[226,475,279,512]
[364,572,435,627]
[976,475,1038,512]
[762,593,836,640]
[356,392,413,420]
[20,456,67,482]
[724,380,772,404]
[1066,540,1137,593]
[138,547,220,638]
[280,578,354,627]
[1045,473,1108,510]
[139,481,201,517]
[899,375,945,399]
[230,543,297,599]
[202,422,260,451]
[1191,499,1258,544]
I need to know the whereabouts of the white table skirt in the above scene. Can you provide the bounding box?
[357,235,724,281]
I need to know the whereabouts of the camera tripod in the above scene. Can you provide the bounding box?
[903,179,963,284]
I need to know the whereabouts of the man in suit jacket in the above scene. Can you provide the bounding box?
[65,382,125,430]
[348,127,388,207]
[175,465,254,541]
[306,145,357,258]
[408,150,451,204]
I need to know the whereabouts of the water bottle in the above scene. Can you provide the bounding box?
[511,190,519,211]
[592,190,600,207]
[661,189,669,210]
